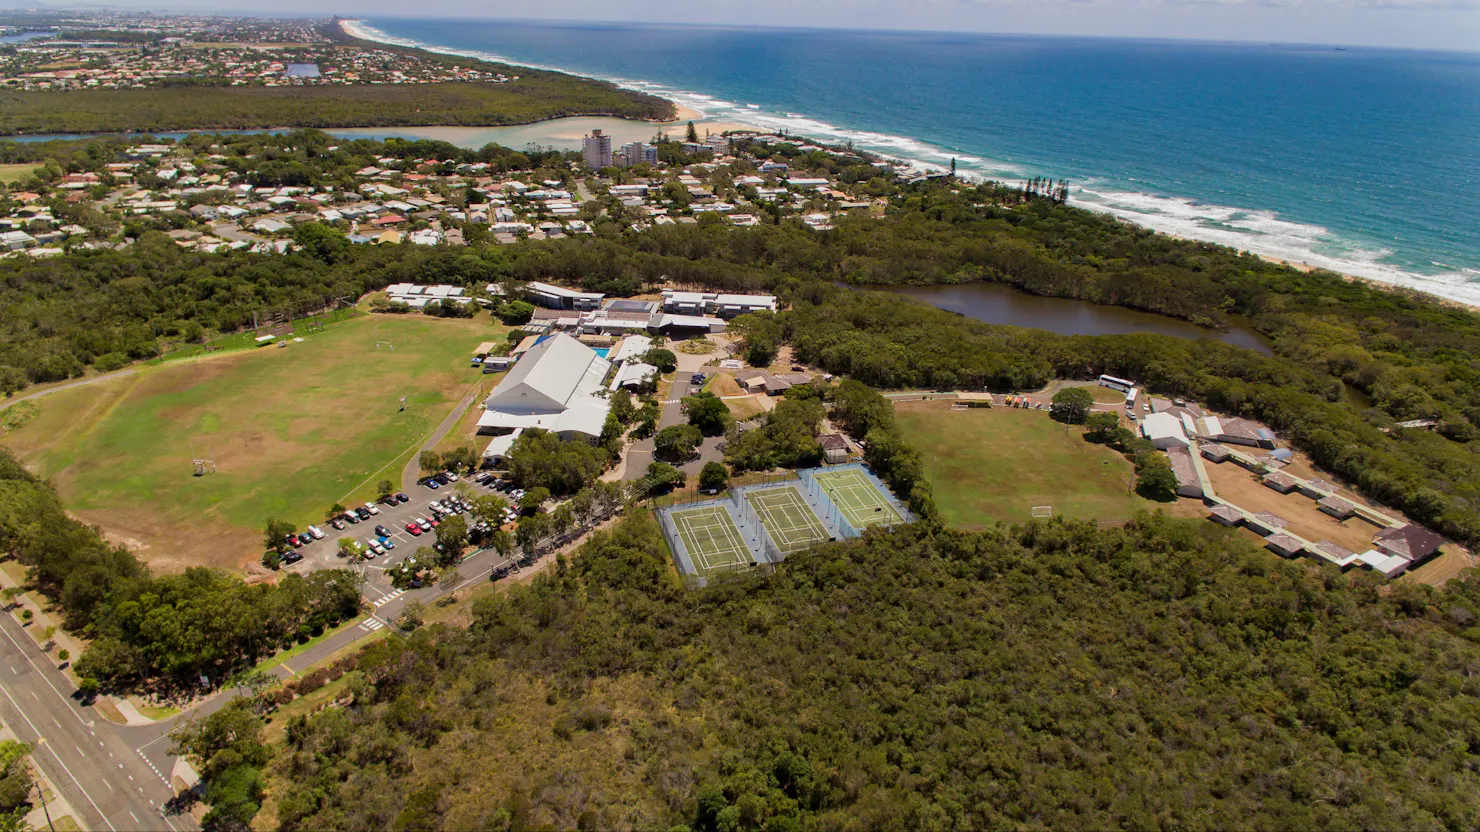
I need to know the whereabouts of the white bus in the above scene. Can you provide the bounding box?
[1098,374,1135,393]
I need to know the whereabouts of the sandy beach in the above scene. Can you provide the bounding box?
[324,111,754,153]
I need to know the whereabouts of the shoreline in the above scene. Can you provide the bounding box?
[1159,230,1480,315]
[336,17,1480,311]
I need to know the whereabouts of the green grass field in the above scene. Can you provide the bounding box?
[746,486,829,553]
[896,401,1156,529]
[669,504,753,579]
[813,468,904,530]
[0,163,42,185]
[1,314,503,572]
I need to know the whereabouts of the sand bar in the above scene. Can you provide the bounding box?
[326,114,752,152]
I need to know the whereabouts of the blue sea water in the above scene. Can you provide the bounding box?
[364,21,1479,303]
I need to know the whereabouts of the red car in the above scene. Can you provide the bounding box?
[286,534,303,548]
[405,522,423,536]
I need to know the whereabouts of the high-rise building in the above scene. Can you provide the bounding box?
[618,141,659,167]
[582,129,612,169]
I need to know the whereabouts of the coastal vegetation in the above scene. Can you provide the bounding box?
[0,78,671,136]
[0,22,672,136]
[251,511,1480,830]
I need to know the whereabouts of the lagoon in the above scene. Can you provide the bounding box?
[868,282,1271,353]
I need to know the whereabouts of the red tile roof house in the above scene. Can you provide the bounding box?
[1373,525,1446,565]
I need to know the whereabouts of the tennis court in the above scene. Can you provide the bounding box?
[670,504,754,577]
[746,486,830,553]
[814,468,905,529]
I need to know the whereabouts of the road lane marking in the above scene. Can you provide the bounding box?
[0,685,117,831]
[0,618,89,725]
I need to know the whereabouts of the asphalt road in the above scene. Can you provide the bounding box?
[0,611,197,832]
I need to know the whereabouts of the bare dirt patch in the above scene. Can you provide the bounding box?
[1403,548,1476,586]
[1204,460,1382,553]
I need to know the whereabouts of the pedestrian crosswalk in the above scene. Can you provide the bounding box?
[372,589,404,608]
[358,617,385,632]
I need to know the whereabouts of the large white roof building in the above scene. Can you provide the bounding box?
[1141,412,1190,449]
[476,333,611,441]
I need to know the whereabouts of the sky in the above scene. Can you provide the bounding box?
[72,0,1480,51]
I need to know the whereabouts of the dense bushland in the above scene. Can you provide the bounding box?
[264,511,1480,831]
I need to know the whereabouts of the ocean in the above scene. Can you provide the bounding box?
[360,21,1478,304]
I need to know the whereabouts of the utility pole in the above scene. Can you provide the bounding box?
[32,745,56,832]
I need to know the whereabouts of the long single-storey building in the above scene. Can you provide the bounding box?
[1166,446,1203,499]
[526,280,604,310]
[660,289,777,319]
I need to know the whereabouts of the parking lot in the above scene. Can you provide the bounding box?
[282,472,521,578]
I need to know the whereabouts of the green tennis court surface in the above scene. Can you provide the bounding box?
[670,504,752,577]
[747,486,829,553]
[815,468,904,529]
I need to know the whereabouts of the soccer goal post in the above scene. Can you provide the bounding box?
[1030,505,1054,518]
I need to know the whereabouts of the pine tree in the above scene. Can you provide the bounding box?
[685,121,699,144]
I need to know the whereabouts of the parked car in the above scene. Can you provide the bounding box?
[418,518,433,531]
[330,519,346,531]
[425,479,441,490]
[283,552,303,565]
[307,525,325,540]
[364,503,381,516]
[366,539,385,556]
[432,474,449,485]
[354,507,371,520]
[374,525,392,537]
[344,512,361,525]
[405,523,423,536]
[285,534,300,549]
[395,492,410,503]
[380,537,396,550]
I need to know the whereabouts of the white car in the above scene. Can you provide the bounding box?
[306,525,326,540]
[444,472,459,482]
[366,539,385,556]
[364,503,381,516]
[418,518,432,532]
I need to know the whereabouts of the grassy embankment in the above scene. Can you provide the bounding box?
[895,401,1190,528]
[0,314,503,571]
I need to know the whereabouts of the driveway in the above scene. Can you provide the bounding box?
[400,385,483,493]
